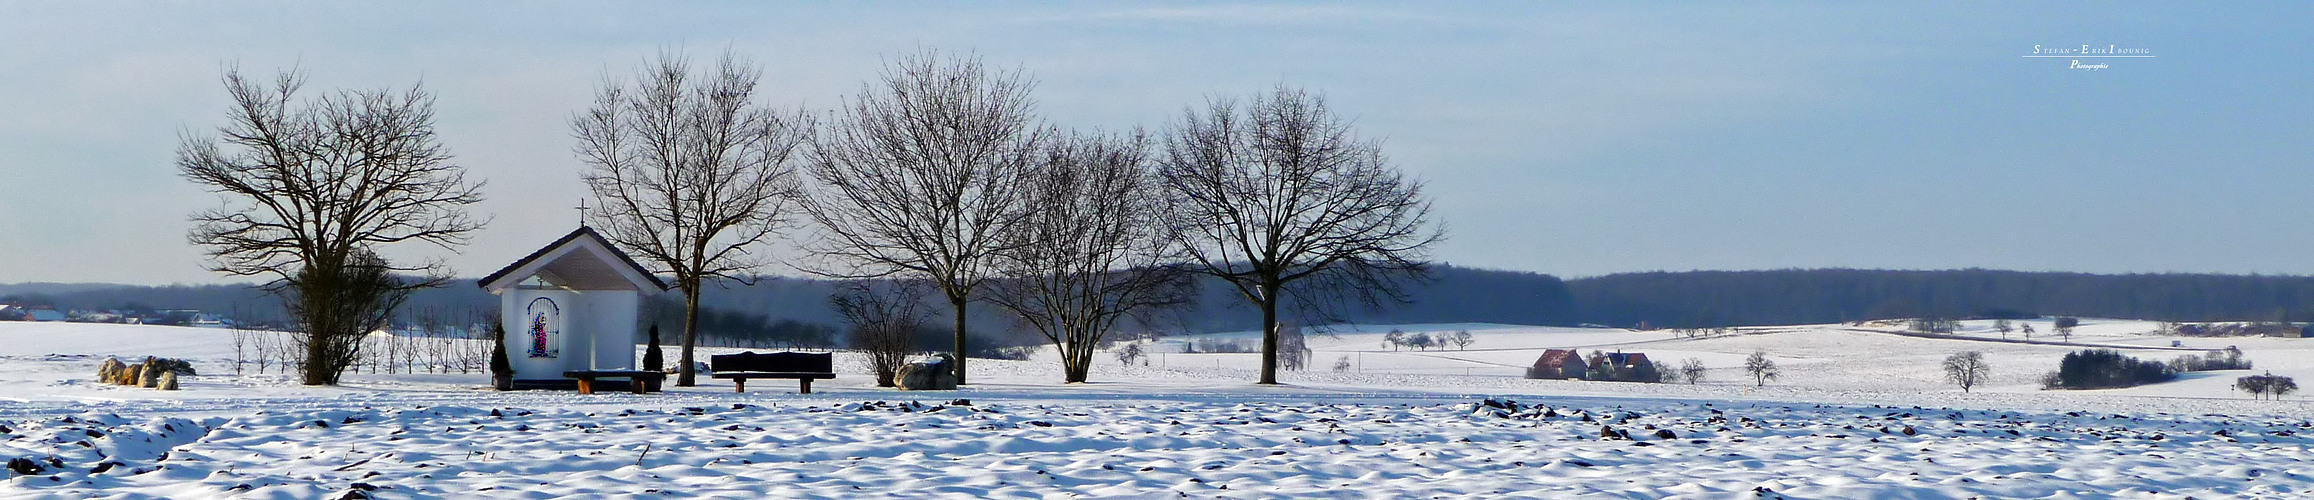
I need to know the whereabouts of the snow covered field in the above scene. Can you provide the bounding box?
[3,320,2311,498]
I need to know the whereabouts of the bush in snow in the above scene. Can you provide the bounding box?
[489,321,513,391]
[834,279,930,387]
[2049,349,2174,390]
[643,324,665,373]
[1651,361,1678,384]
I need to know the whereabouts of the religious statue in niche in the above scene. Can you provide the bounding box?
[526,297,560,358]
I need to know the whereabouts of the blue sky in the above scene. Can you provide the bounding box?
[2,2,2308,285]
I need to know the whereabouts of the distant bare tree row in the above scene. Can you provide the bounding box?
[228,306,495,377]
[357,306,494,375]
[230,325,299,375]
[1381,329,1475,351]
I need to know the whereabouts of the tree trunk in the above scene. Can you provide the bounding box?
[678,281,701,387]
[1258,280,1281,385]
[1065,348,1089,384]
[950,294,969,386]
[1059,330,1089,383]
[305,331,333,385]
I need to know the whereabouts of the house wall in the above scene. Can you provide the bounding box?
[500,288,641,380]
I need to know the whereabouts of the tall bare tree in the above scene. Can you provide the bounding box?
[575,51,808,386]
[801,50,1046,385]
[986,130,1193,383]
[832,279,932,387]
[1159,86,1441,385]
[180,68,484,385]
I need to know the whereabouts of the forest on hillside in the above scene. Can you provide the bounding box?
[11,267,2314,338]
[1568,269,2314,328]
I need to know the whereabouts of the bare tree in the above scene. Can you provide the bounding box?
[229,306,252,375]
[832,279,932,387]
[2054,317,2079,342]
[1994,318,2013,339]
[1451,330,1474,350]
[179,68,483,385]
[802,50,1047,386]
[2236,372,2298,400]
[1160,86,1441,384]
[1744,350,1780,387]
[1680,357,1707,384]
[252,328,274,374]
[1942,350,1990,393]
[985,130,1192,383]
[575,51,808,386]
[1116,342,1146,367]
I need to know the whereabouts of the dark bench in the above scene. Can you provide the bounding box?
[563,370,665,395]
[710,352,835,394]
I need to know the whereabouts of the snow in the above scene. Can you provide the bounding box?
[2,320,2312,498]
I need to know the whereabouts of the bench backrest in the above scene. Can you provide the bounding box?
[711,351,833,374]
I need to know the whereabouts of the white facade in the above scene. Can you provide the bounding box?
[477,227,668,383]
[500,286,642,377]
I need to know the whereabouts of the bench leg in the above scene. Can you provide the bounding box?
[630,377,647,394]
[575,378,595,395]
[733,378,746,393]
[799,378,813,395]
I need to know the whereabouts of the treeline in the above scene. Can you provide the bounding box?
[1567,268,2314,328]
[18,267,2314,332]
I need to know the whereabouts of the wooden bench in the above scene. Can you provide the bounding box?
[563,370,665,395]
[710,352,835,394]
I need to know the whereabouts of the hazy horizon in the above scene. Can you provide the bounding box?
[5,2,2309,286]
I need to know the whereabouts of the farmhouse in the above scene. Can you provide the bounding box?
[1603,352,1650,370]
[478,227,669,392]
[1526,349,1586,379]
